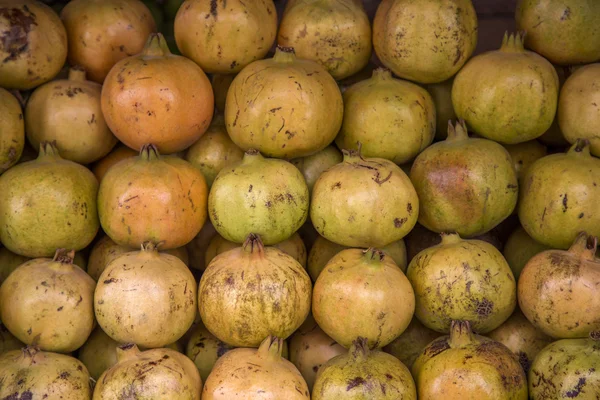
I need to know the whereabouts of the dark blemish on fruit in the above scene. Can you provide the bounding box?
[103,277,118,284]
[394,217,407,228]
[407,203,413,214]
[474,298,494,317]
[579,213,584,219]
[565,377,587,398]
[210,0,217,17]
[0,7,37,63]
[346,377,366,390]
[425,338,450,357]
[562,194,568,212]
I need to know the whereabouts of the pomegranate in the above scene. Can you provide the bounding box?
[208,149,309,245]
[98,144,208,250]
[0,1,67,90]
[78,326,119,380]
[373,0,477,84]
[335,68,436,164]
[0,88,24,173]
[101,32,214,154]
[313,337,417,399]
[0,249,95,353]
[425,79,457,140]
[278,0,371,80]
[95,242,197,348]
[203,335,309,399]
[291,145,343,194]
[0,246,29,285]
[313,248,415,349]
[199,234,311,347]
[91,144,137,183]
[383,317,441,372]
[211,74,235,113]
[225,46,343,159]
[175,0,276,74]
[503,226,550,280]
[0,323,23,354]
[504,140,548,184]
[186,220,217,271]
[185,323,234,383]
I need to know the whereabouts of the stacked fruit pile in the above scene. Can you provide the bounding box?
[0,0,599,399]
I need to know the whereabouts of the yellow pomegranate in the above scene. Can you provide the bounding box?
[185,323,234,383]
[91,144,137,183]
[291,145,343,194]
[503,226,550,280]
[425,79,457,140]
[0,0,67,90]
[504,140,548,184]
[383,317,441,372]
[77,326,119,380]
[0,246,29,285]
[0,323,24,354]
[0,88,24,173]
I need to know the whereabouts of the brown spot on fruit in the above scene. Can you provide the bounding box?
[474,298,494,317]
[346,376,366,390]
[0,6,37,63]
[394,217,407,228]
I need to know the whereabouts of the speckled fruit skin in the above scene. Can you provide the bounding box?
[224,47,343,159]
[278,0,371,80]
[406,233,517,334]
[413,321,527,400]
[199,235,312,347]
[0,1,67,90]
[93,344,201,400]
[291,145,343,194]
[185,323,234,383]
[518,140,600,249]
[373,0,477,84]
[311,150,418,248]
[0,250,95,353]
[175,0,276,75]
[503,226,550,280]
[0,88,24,173]
[453,33,559,144]
[98,144,208,250]
[516,0,600,65]
[0,142,99,258]
[558,63,600,157]
[312,248,415,349]
[518,233,600,339]
[528,336,600,399]
[383,317,442,372]
[208,150,309,245]
[94,243,197,348]
[312,337,417,400]
[335,68,436,165]
[410,120,518,238]
[503,140,547,184]
[101,33,214,154]
[0,348,91,400]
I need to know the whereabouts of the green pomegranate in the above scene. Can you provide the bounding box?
[406,233,517,334]
[487,308,553,373]
[307,235,407,281]
[372,0,477,84]
[311,149,418,247]
[453,32,559,144]
[0,88,24,173]
[518,139,600,249]
[224,47,344,159]
[208,149,309,245]
[0,323,24,354]
[410,120,518,237]
[312,337,417,399]
[335,68,436,164]
[518,232,600,339]
[0,246,29,285]
[313,248,415,349]
[503,226,551,280]
[0,142,99,257]
[504,140,548,184]
[291,145,343,194]
[516,0,600,65]
[185,323,234,383]
[77,326,119,380]
[425,78,457,140]
[528,335,600,398]
[382,317,441,372]
[413,320,527,399]
[558,63,600,157]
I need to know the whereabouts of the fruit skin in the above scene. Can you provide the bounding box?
[277,0,372,80]
[101,32,214,154]
[0,246,29,285]
[91,144,137,183]
[208,150,309,245]
[487,308,553,373]
[225,47,344,159]
[0,1,67,90]
[93,343,202,400]
[0,347,92,400]
[312,337,417,399]
[335,68,436,165]
[516,0,600,65]
[77,326,119,380]
[558,63,600,156]
[185,114,244,188]
[373,0,477,84]
[291,145,343,194]
[0,88,24,173]
[518,140,600,249]
[503,226,550,280]
[61,0,156,83]
[0,323,24,355]
[504,140,548,184]
[413,321,527,400]
[528,336,600,399]
[185,323,234,383]
[25,67,118,164]
[211,74,235,113]
[199,234,312,347]
[174,0,276,74]
[203,335,309,399]
[425,79,457,141]
[410,120,518,238]
[95,243,197,348]
[313,248,415,349]
[186,220,217,271]
[0,249,95,353]
[518,232,600,339]
[0,142,99,257]
[406,233,517,334]
[311,150,418,248]
[383,317,441,372]
[98,144,208,250]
